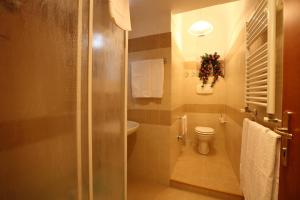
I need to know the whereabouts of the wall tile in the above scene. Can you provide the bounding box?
[129,33,171,52]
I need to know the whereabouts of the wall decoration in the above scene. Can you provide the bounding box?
[199,52,224,87]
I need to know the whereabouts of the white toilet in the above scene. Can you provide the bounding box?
[194,126,215,155]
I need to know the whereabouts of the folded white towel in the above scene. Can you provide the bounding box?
[131,59,164,98]
[269,129,281,200]
[109,0,131,31]
[240,119,281,200]
[240,118,250,191]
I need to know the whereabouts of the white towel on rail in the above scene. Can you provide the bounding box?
[131,59,164,98]
[269,129,281,200]
[240,119,281,200]
[240,118,250,191]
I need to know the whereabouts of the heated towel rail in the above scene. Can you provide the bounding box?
[245,0,276,114]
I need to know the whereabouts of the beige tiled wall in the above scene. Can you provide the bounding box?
[170,30,185,176]
[129,33,171,52]
[171,32,184,110]
[127,32,183,184]
[224,27,246,177]
[127,123,171,184]
[169,121,182,178]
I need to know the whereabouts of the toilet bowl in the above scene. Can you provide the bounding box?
[194,126,215,155]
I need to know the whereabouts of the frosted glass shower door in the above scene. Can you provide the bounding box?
[0,1,89,199]
[91,0,126,199]
[0,0,126,199]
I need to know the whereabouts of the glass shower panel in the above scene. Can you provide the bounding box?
[79,0,91,199]
[0,1,86,199]
[92,0,126,199]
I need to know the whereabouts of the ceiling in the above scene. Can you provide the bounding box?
[130,0,238,14]
[129,0,239,38]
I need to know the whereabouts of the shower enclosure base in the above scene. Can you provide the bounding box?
[170,180,243,200]
[170,145,243,200]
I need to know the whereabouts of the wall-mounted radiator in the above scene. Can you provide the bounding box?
[245,0,276,114]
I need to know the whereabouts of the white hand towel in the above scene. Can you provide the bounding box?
[240,118,250,191]
[240,120,281,200]
[131,59,164,98]
[269,129,281,200]
[109,0,131,31]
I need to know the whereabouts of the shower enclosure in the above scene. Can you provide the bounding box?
[0,0,126,199]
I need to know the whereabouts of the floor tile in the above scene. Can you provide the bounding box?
[171,145,242,196]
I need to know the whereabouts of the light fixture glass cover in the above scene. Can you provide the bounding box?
[188,21,213,37]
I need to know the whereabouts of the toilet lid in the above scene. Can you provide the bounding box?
[195,126,214,135]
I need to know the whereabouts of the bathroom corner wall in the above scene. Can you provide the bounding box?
[224,25,248,176]
[170,18,185,176]
[224,0,284,178]
[127,33,173,185]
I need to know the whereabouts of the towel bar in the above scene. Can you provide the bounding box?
[263,116,282,123]
[274,111,293,166]
[274,127,292,139]
[241,109,293,166]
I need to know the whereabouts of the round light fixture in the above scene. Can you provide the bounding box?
[188,21,214,37]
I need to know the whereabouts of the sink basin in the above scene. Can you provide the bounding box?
[127,120,140,136]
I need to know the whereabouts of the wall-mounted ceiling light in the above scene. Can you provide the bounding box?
[188,21,213,37]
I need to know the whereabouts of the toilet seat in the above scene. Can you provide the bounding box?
[195,126,214,135]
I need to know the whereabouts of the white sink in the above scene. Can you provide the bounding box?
[127,120,140,136]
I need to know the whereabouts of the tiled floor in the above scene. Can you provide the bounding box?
[171,144,242,197]
[128,178,223,200]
